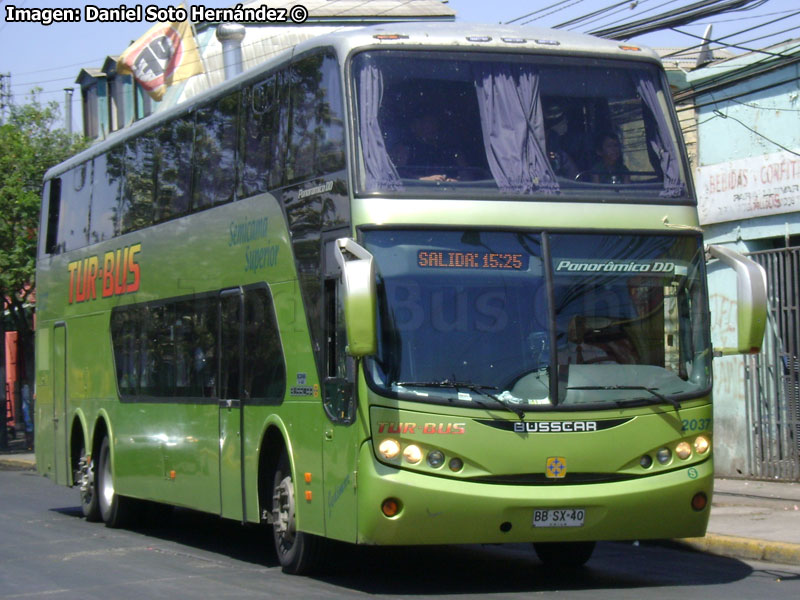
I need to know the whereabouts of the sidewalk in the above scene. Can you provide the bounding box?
[675,477,800,565]
[2,440,799,566]
[0,434,35,470]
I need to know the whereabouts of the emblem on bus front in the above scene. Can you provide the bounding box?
[546,457,567,478]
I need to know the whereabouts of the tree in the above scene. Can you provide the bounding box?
[0,90,88,398]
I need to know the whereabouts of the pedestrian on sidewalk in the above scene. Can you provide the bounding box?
[21,382,33,451]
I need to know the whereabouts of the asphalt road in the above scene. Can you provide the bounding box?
[2,468,800,599]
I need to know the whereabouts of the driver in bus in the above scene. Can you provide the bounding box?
[544,105,579,179]
[390,110,466,182]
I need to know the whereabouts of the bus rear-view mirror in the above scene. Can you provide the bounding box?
[706,244,767,356]
[334,238,377,357]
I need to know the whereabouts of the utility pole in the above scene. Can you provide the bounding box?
[0,73,12,123]
[1,72,12,446]
[64,88,74,135]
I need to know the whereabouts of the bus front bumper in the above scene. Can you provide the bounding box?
[356,443,712,545]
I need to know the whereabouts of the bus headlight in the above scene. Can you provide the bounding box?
[427,450,445,468]
[656,447,672,464]
[449,457,464,472]
[403,444,423,464]
[675,441,692,460]
[694,435,710,454]
[378,439,401,460]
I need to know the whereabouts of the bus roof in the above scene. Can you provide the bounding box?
[302,21,661,63]
[46,22,661,180]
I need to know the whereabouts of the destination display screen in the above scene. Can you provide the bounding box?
[417,250,528,270]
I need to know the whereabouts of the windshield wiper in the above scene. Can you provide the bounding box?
[396,379,526,420]
[567,385,680,411]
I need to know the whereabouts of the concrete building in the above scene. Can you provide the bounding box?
[685,39,800,480]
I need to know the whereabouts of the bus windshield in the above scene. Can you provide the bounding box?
[364,230,710,411]
[352,50,688,200]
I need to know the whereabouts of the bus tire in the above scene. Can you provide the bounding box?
[533,541,595,567]
[271,452,323,574]
[76,443,100,522]
[97,437,135,528]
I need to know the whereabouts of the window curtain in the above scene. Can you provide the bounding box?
[473,63,559,195]
[632,73,684,197]
[358,62,402,192]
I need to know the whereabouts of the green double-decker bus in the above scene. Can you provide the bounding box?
[35,23,767,573]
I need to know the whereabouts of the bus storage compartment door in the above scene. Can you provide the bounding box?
[706,245,767,355]
[334,238,377,357]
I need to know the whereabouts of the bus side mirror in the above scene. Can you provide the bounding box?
[706,245,767,356]
[334,238,377,357]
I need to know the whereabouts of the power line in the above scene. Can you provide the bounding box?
[7,57,121,78]
[686,7,800,24]
[11,74,78,89]
[666,16,800,57]
[505,0,583,24]
[725,95,800,112]
[675,69,800,107]
[711,108,800,156]
[0,0,27,37]
[712,17,800,49]
[660,7,800,58]
[554,0,652,30]
[589,0,768,40]
[567,0,684,33]
[519,0,590,26]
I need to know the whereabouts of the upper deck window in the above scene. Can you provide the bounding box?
[352,50,688,201]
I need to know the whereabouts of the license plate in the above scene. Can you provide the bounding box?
[533,508,585,527]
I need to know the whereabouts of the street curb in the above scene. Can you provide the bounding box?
[3,458,799,568]
[0,457,36,471]
[673,533,800,566]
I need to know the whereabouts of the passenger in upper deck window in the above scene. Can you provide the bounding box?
[590,131,631,184]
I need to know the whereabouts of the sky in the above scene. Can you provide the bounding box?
[1,0,798,132]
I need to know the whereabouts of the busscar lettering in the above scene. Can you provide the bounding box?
[68,243,141,305]
[514,421,598,433]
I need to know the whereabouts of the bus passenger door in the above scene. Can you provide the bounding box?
[53,323,69,485]
[219,289,245,521]
[321,239,360,542]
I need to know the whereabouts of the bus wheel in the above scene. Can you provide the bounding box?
[271,453,322,574]
[533,541,596,567]
[96,437,134,528]
[76,444,100,522]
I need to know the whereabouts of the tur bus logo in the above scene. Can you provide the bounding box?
[67,243,141,305]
